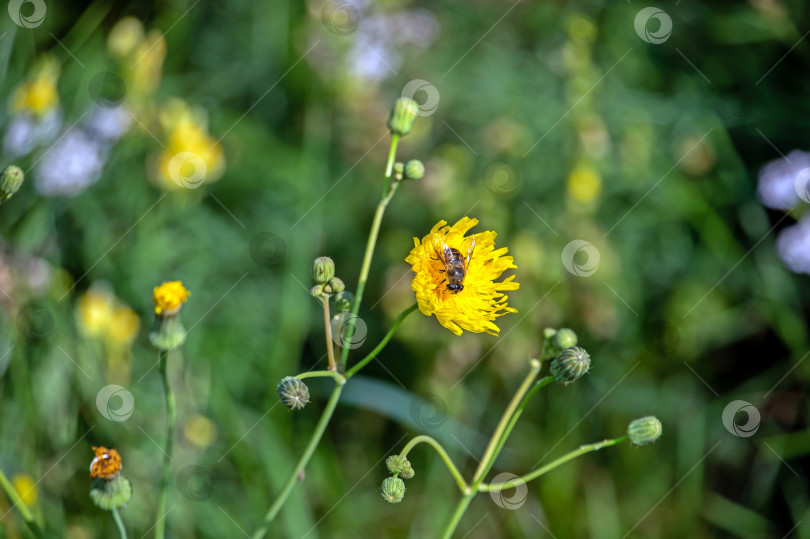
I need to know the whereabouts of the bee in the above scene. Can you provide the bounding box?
[430,234,476,293]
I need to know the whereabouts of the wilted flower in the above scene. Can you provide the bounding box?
[406,217,519,335]
[89,446,132,511]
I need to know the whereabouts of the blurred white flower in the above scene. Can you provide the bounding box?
[2,110,62,157]
[757,150,810,210]
[33,128,108,197]
[776,215,810,274]
[86,105,132,142]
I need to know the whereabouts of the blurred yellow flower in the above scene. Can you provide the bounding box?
[77,288,114,337]
[184,414,218,449]
[566,164,602,204]
[108,305,140,345]
[153,281,190,315]
[11,57,60,118]
[406,217,519,336]
[107,17,145,60]
[129,30,166,96]
[154,100,225,190]
[12,473,37,506]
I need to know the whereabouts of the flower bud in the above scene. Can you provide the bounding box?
[404,160,425,180]
[393,162,405,181]
[333,291,354,313]
[550,346,591,385]
[90,475,133,511]
[324,277,345,295]
[552,328,577,351]
[627,416,662,446]
[542,328,559,359]
[388,98,419,136]
[149,314,187,351]
[380,476,406,504]
[399,465,415,480]
[311,284,329,302]
[313,257,335,284]
[386,455,411,475]
[277,376,310,410]
[0,165,25,203]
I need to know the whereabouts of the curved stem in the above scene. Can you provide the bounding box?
[321,299,337,372]
[155,350,174,539]
[0,467,44,538]
[296,370,346,385]
[112,507,128,539]
[478,436,630,492]
[492,376,554,459]
[338,134,400,372]
[399,435,469,494]
[441,359,543,539]
[345,302,417,379]
[251,384,343,539]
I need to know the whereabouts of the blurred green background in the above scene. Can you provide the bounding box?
[0,0,808,537]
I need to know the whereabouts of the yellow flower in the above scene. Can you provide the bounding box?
[108,305,140,345]
[153,281,190,315]
[566,164,602,204]
[11,57,60,118]
[154,100,225,190]
[12,474,37,506]
[406,217,519,335]
[77,289,114,337]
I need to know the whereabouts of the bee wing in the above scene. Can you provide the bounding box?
[465,234,477,269]
[429,233,453,260]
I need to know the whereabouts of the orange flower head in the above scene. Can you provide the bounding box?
[153,281,190,315]
[89,446,122,479]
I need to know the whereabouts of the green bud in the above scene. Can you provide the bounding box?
[388,98,419,136]
[399,465,415,480]
[311,284,329,302]
[0,165,25,203]
[90,475,133,511]
[324,277,345,295]
[542,328,559,359]
[380,476,406,504]
[627,416,662,446]
[149,313,187,351]
[333,291,354,313]
[552,328,577,351]
[404,160,425,180]
[393,162,405,181]
[277,376,310,411]
[313,257,335,284]
[550,346,591,385]
[386,455,411,475]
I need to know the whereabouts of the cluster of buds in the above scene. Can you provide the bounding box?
[89,446,132,511]
[380,454,415,504]
[543,328,591,385]
[393,159,425,182]
[311,257,346,301]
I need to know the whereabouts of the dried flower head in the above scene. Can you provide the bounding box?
[90,446,122,479]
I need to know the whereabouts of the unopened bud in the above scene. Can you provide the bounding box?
[313,257,335,284]
[324,277,345,295]
[277,376,310,411]
[552,328,577,351]
[627,416,662,446]
[333,291,354,313]
[550,346,591,385]
[380,476,406,504]
[404,160,425,180]
[0,165,25,203]
[388,98,419,136]
[386,455,411,476]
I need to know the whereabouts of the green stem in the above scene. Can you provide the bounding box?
[441,494,474,539]
[344,302,417,379]
[296,370,346,385]
[399,435,469,494]
[155,350,174,539]
[321,299,337,372]
[478,436,630,492]
[251,384,343,539]
[112,507,128,539]
[491,376,554,459]
[0,467,44,538]
[441,359,543,539]
[338,134,400,372]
